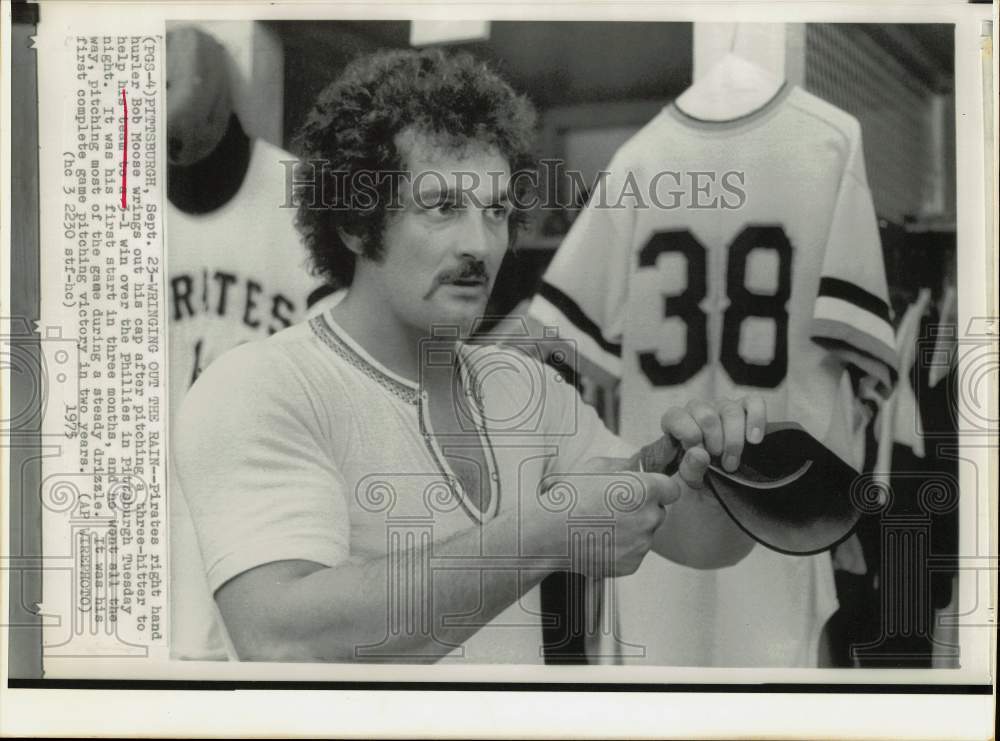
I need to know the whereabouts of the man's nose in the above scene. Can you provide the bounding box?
[456,209,496,259]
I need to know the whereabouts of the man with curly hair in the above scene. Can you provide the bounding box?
[175,48,764,663]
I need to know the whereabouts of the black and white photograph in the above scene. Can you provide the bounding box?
[165,19,964,669]
[2,2,996,739]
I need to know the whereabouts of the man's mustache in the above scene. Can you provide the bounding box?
[422,260,490,299]
[437,260,490,285]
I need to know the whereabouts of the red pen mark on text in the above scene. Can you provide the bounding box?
[121,88,128,209]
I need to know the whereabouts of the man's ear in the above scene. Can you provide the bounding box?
[337,228,365,256]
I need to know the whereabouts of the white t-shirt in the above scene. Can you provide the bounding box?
[531,86,896,666]
[173,310,633,663]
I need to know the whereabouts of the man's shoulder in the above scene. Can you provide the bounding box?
[208,319,315,374]
[181,317,346,413]
[462,341,551,373]
[462,341,577,417]
[465,340,584,385]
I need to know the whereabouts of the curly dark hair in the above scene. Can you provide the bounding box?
[292,48,539,289]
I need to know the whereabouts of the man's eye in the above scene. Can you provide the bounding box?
[433,200,459,214]
[486,204,509,222]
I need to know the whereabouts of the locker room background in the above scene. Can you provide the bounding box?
[166,21,960,667]
[224,21,957,326]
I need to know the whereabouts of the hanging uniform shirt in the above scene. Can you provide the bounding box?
[174,309,634,662]
[168,138,332,660]
[530,84,897,666]
[167,137,328,395]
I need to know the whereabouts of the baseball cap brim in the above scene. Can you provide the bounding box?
[704,422,862,556]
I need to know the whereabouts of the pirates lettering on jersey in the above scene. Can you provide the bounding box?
[170,270,299,385]
[170,270,297,332]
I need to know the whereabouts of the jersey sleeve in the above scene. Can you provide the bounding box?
[810,122,898,397]
[173,342,351,594]
[528,157,637,380]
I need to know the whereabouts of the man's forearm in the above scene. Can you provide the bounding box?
[233,509,564,662]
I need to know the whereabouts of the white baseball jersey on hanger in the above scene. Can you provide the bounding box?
[530,84,896,666]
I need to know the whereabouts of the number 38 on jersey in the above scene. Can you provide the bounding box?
[637,225,792,389]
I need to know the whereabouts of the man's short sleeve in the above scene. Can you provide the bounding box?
[173,342,350,593]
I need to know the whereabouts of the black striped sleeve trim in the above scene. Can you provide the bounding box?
[538,281,622,358]
[818,277,891,324]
